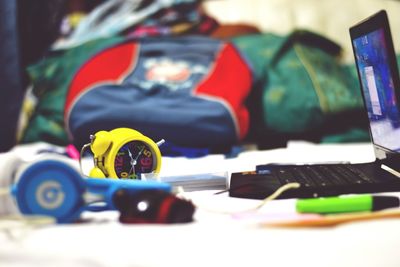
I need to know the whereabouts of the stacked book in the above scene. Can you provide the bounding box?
[143,172,228,192]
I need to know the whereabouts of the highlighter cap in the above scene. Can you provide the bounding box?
[372,196,400,211]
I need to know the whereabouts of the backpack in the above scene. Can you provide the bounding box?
[65,36,253,149]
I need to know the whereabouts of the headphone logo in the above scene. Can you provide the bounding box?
[35,181,65,210]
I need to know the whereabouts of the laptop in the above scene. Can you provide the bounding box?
[229,10,400,200]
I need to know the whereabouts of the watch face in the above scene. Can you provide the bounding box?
[114,141,156,179]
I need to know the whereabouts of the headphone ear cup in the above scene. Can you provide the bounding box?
[91,131,112,156]
[13,159,86,223]
[89,167,106,178]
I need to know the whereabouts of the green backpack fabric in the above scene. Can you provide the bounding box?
[233,30,371,147]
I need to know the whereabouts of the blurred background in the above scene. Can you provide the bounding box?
[203,0,400,62]
[1,0,399,154]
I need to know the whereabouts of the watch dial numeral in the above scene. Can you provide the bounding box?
[143,150,152,158]
[115,156,123,167]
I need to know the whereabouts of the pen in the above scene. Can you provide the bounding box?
[296,195,400,214]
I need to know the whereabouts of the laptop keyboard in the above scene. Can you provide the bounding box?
[230,162,400,199]
[274,164,378,188]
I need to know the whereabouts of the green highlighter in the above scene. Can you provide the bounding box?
[296,195,400,214]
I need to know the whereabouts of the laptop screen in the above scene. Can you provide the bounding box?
[351,12,400,152]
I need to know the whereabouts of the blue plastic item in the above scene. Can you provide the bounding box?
[12,159,171,223]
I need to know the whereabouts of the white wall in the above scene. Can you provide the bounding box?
[203,0,400,62]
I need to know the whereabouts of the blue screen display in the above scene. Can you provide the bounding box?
[353,28,400,151]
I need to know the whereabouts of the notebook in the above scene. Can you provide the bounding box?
[229,10,400,200]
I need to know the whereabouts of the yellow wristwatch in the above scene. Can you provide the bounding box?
[81,128,163,179]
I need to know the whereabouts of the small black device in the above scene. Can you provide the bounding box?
[113,189,195,224]
[230,10,400,200]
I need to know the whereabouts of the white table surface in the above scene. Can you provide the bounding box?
[1,142,400,267]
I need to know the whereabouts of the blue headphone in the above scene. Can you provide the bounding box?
[11,159,172,223]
